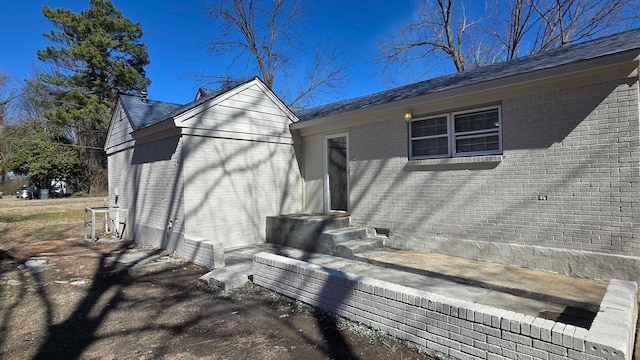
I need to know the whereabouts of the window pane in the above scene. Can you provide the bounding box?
[411,116,448,137]
[454,109,499,133]
[456,135,499,153]
[412,137,449,157]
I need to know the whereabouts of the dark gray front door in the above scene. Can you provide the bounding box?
[326,134,348,212]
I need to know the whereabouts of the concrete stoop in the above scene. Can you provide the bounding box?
[198,227,384,291]
[196,214,381,292]
[265,214,384,257]
[197,235,385,292]
[266,214,351,251]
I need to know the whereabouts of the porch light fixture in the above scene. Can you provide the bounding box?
[404,111,413,121]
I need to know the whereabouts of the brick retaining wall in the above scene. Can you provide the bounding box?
[253,252,637,360]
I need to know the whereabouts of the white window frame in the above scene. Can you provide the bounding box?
[409,105,502,160]
[409,113,451,159]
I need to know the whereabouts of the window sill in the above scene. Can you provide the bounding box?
[405,154,504,170]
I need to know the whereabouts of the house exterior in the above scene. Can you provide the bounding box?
[104,78,302,265]
[291,28,640,281]
[106,29,640,281]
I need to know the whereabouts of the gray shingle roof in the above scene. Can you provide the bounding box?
[119,78,259,130]
[296,28,640,121]
[196,88,220,98]
[119,95,182,130]
[161,77,258,121]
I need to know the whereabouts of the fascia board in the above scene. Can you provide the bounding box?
[133,126,181,145]
[105,139,135,155]
[104,99,121,151]
[132,117,177,139]
[180,128,294,144]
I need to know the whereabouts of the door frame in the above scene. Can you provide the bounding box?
[324,132,349,213]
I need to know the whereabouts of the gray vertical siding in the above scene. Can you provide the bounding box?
[179,83,302,249]
[182,135,302,249]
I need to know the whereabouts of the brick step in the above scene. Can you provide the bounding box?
[333,238,384,259]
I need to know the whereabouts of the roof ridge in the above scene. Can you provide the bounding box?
[119,93,181,106]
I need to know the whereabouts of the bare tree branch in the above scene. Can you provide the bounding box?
[378,0,491,82]
[530,0,631,52]
[488,0,539,59]
[0,73,19,127]
[203,0,345,106]
[289,45,347,109]
[379,0,638,81]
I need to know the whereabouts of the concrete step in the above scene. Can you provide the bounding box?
[266,214,351,250]
[199,268,249,291]
[316,227,369,254]
[333,238,384,259]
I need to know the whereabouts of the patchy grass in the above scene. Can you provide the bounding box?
[0,198,104,253]
[0,210,86,223]
[0,198,430,360]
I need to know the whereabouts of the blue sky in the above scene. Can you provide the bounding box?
[0,0,421,106]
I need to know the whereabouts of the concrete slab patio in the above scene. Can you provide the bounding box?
[201,244,608,324]
[253,252,638,360]
[199,242,638,359]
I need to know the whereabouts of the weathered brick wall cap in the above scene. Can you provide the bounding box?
[184,238,225,269]
[585,279,638,360]
[253,252,638,360]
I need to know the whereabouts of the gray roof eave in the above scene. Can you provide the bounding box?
[119,95,182,130]
[131,116,177,139]
[293,28,640,125]
[291,48,640,130]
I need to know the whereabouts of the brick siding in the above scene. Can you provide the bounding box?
[107,135,185,252]
[348,75,639,261]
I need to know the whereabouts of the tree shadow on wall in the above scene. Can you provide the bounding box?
[111,89,363,358]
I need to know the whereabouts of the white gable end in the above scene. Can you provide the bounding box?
[174,80,295,144]
[105,101,136,155]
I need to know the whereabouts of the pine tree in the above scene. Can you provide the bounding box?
[34,0,150,193]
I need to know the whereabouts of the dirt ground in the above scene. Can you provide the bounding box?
[0,197,429,360]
